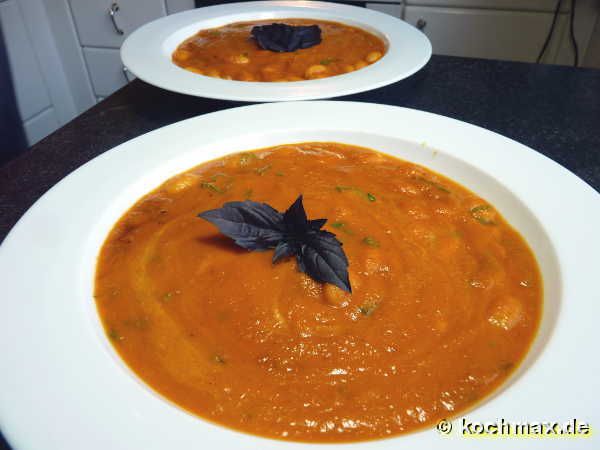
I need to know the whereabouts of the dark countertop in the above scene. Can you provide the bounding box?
[0,54,599,448]
[1,55,600,242]
[0,56,600,243]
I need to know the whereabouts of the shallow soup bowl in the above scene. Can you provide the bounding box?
[0,102,598,450]
[121,1,432,101]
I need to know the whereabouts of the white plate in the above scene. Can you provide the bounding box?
[121,1,431,101]
[1,102,599,450]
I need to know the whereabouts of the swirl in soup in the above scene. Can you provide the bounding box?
[95,142,542,442]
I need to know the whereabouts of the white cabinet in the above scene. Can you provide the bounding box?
[0,0,184,146]
[361,0,600,65]
[403,6,568,63]
[23,107,60,145]
[0,0,60,145]
[63,0,199,101]
[405,0,569,12]
[83,47,135,97]
[66,0,169,99]
[166,0,195,14]
[365,2,403,19]
[69,0,166,48]
[0,0,51,120]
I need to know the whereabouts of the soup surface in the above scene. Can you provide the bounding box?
[172,19,386,81]
[95,143,542,442]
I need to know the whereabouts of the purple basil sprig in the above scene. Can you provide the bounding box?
[199,195,351,292]
[251,23,322,53]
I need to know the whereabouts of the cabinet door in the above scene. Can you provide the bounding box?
[83,47,135,97]
[69,0,166,48]
[404,6,567,63]
[0,0,52,121]
[23,107,60,145]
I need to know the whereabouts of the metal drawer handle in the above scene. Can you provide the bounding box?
[109,2,124,35]
[416,18,427,30]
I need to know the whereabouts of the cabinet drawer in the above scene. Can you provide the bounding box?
[166,0,194,14]
[404,6,567,62]
[365,3,403,18]
[69,0,166,48]
[83,47,135,97]
[406,1,569,13]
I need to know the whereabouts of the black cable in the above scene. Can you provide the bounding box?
[537,0,563,63]
[570,0,579,66]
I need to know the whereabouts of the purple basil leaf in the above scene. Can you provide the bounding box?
[297,26,322,48]
[251,24,322,53]
[283,195,309,232]
[199,200,284,251]
[272,241,295,263]
[199,195,350,292]
[308,218,327,230]
[282,196,327,233]
[295,230,351,292]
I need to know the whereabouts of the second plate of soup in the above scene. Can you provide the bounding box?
[121,1,432,101]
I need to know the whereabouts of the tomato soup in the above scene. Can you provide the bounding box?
[172,19,386,81]
[95,143,542,442]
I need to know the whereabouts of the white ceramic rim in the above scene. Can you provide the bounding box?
[1,102,599,450]
[121,1,432,101]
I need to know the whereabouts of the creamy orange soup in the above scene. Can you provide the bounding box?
[172,19,386,81]
[95,143,542,442]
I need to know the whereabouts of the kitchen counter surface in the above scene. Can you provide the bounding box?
[1,54,599,449]
[1,55,599,241]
